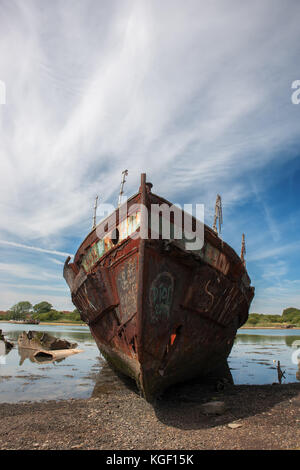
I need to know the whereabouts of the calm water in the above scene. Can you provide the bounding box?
[229,328,300,385]
[0,322,127,403]
[1,323,300,403]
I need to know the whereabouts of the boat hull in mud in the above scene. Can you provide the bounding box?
[64,174,254,401]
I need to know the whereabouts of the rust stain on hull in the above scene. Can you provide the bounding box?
[64,174,254,401]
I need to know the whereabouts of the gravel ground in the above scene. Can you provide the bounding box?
[1,379,300,450]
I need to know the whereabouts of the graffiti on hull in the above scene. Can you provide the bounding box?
[149,272,174,324]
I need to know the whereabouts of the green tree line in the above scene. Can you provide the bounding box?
[1,301,82,323]
[246,308,300,326]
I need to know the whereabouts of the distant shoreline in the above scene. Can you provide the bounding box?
[40,322,87,326]
[0,320,86,326]
[240,326,300,330]
[1,320,300,330]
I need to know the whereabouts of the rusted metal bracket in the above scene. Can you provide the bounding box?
[88,305,119,327]
[108,311,137,343]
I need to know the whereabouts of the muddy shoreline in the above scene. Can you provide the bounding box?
[2,320,299,329]
[1,381,300,450]
[0,320,86,326]
[240,326,300,330]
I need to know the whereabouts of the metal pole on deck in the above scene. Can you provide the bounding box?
[212,194,223,235]
[118,170,128,207]
[92,195,98,229]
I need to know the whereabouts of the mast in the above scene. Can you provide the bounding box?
[92,195,98,230]
[241,233,246,267]
[212,194,223,235]
[118,169,128,207]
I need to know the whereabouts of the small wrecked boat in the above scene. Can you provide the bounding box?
[17,331,81,363]
[18,331,77,351]
[24,317,40,325]
[64,173,254,401]
[0,329,13,353]
[9,318,40,325]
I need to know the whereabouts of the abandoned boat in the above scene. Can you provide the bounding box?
[64,173,254,401]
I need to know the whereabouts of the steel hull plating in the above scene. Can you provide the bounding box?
[64,177,254,401]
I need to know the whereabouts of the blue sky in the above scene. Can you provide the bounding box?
[0,0,300,314]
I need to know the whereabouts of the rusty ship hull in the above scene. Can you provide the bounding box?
[64,174,254,401]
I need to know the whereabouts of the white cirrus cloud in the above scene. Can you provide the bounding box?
[0,0,300,310]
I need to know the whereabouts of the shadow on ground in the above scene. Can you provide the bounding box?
[153,381,300,430]
[91,358,140,397]
[90,357,300,431]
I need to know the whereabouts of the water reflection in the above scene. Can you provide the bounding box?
[6,328,90,344]
[1,322,300,403]
[18,347,66,366]
[296,362,300,381]
[90,357,139,397]
[0,322,98,403]
[235,332,300,348]
[0,340,6,365]
[229,328,300,385]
